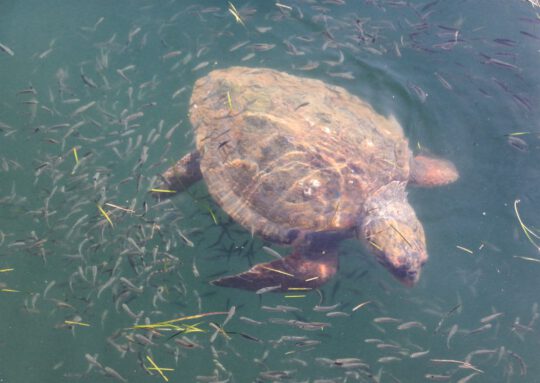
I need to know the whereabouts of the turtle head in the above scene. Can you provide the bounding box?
[358,182,427,286]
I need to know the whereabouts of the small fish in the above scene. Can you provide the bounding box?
[513,255,540,263]
[123,112,144,125]
[116,68,133,82]
[0,41,14,56]
[85,353,103,371]
[481,53,520,70]
[447,324,458,348]
[162,50,182,60]
[430,359,483,373]
[397,321,426,330]
[508,351,527,376]
[373,316,402,324]
[520,30,540,39]
[394,41,402,57]
[81,74,98,88]
[262,305,302,313]
[352,300,371,312]
[192,61,209,72]
[468,323,492,335]
[229,40,249,52]
[297,61,319,71]
[250,43,276,52]
[434,303,461,333]
[174,337,203,349]
[241,53,255,61]
[326,311,350,318]
[239,316,264,325]
[313,303,341,312]
[128,26,141,44]
[377,356,401,363]
[327,71,355,79]
[512,94,532,111]
[376,343,401,350]
[256,26,272,33]
[258,371,295,380]
[457,373,479,383]
[480,312,503,324]
[493,38,517,47]
[465,348,498,363]
[104,366,127,383]
[506,135,528,152]
[275,2,293,11]
[283,319,330,331]
[408,82,428,102]
[255,285,282,294]
[71,101,96,117]
[17,86,36,95]
[410,349,430,358]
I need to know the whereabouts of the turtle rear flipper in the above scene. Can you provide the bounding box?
[410,154,459,187]
[211,249,338,292]
[154,150,202,197]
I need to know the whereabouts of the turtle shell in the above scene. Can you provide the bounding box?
[190,67,411,244]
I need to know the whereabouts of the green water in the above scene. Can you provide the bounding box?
[1,1,539,382]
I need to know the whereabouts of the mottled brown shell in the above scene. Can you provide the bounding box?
[190,67,411,244]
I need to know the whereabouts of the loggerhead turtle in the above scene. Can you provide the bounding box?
[155,67,458,291]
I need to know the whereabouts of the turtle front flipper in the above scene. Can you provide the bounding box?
[410,154,459,187]
[211,248,338,292]
[154,151,202,197]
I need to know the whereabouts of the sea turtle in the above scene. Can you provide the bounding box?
[155,66,458,291]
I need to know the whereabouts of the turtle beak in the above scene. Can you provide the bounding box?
[390,263,421,287]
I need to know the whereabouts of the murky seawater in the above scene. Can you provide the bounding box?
[1,1,539,382]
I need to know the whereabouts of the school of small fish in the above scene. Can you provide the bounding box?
[0,1,539,382]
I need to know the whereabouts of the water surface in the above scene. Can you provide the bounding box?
[1,1,539,382]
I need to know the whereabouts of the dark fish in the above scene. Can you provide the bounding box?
[408,82,428,103]
[493,38,517,46]
[81,74,98,88]
[511,94,532,111]
[508,351,527,376]
[468,323,492,335]
[434,304,461,333]
[258,370,295,380]
[0,42,14,56]
[506,135,528,152]
[434,72,453,90]
[520,31,540,39]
